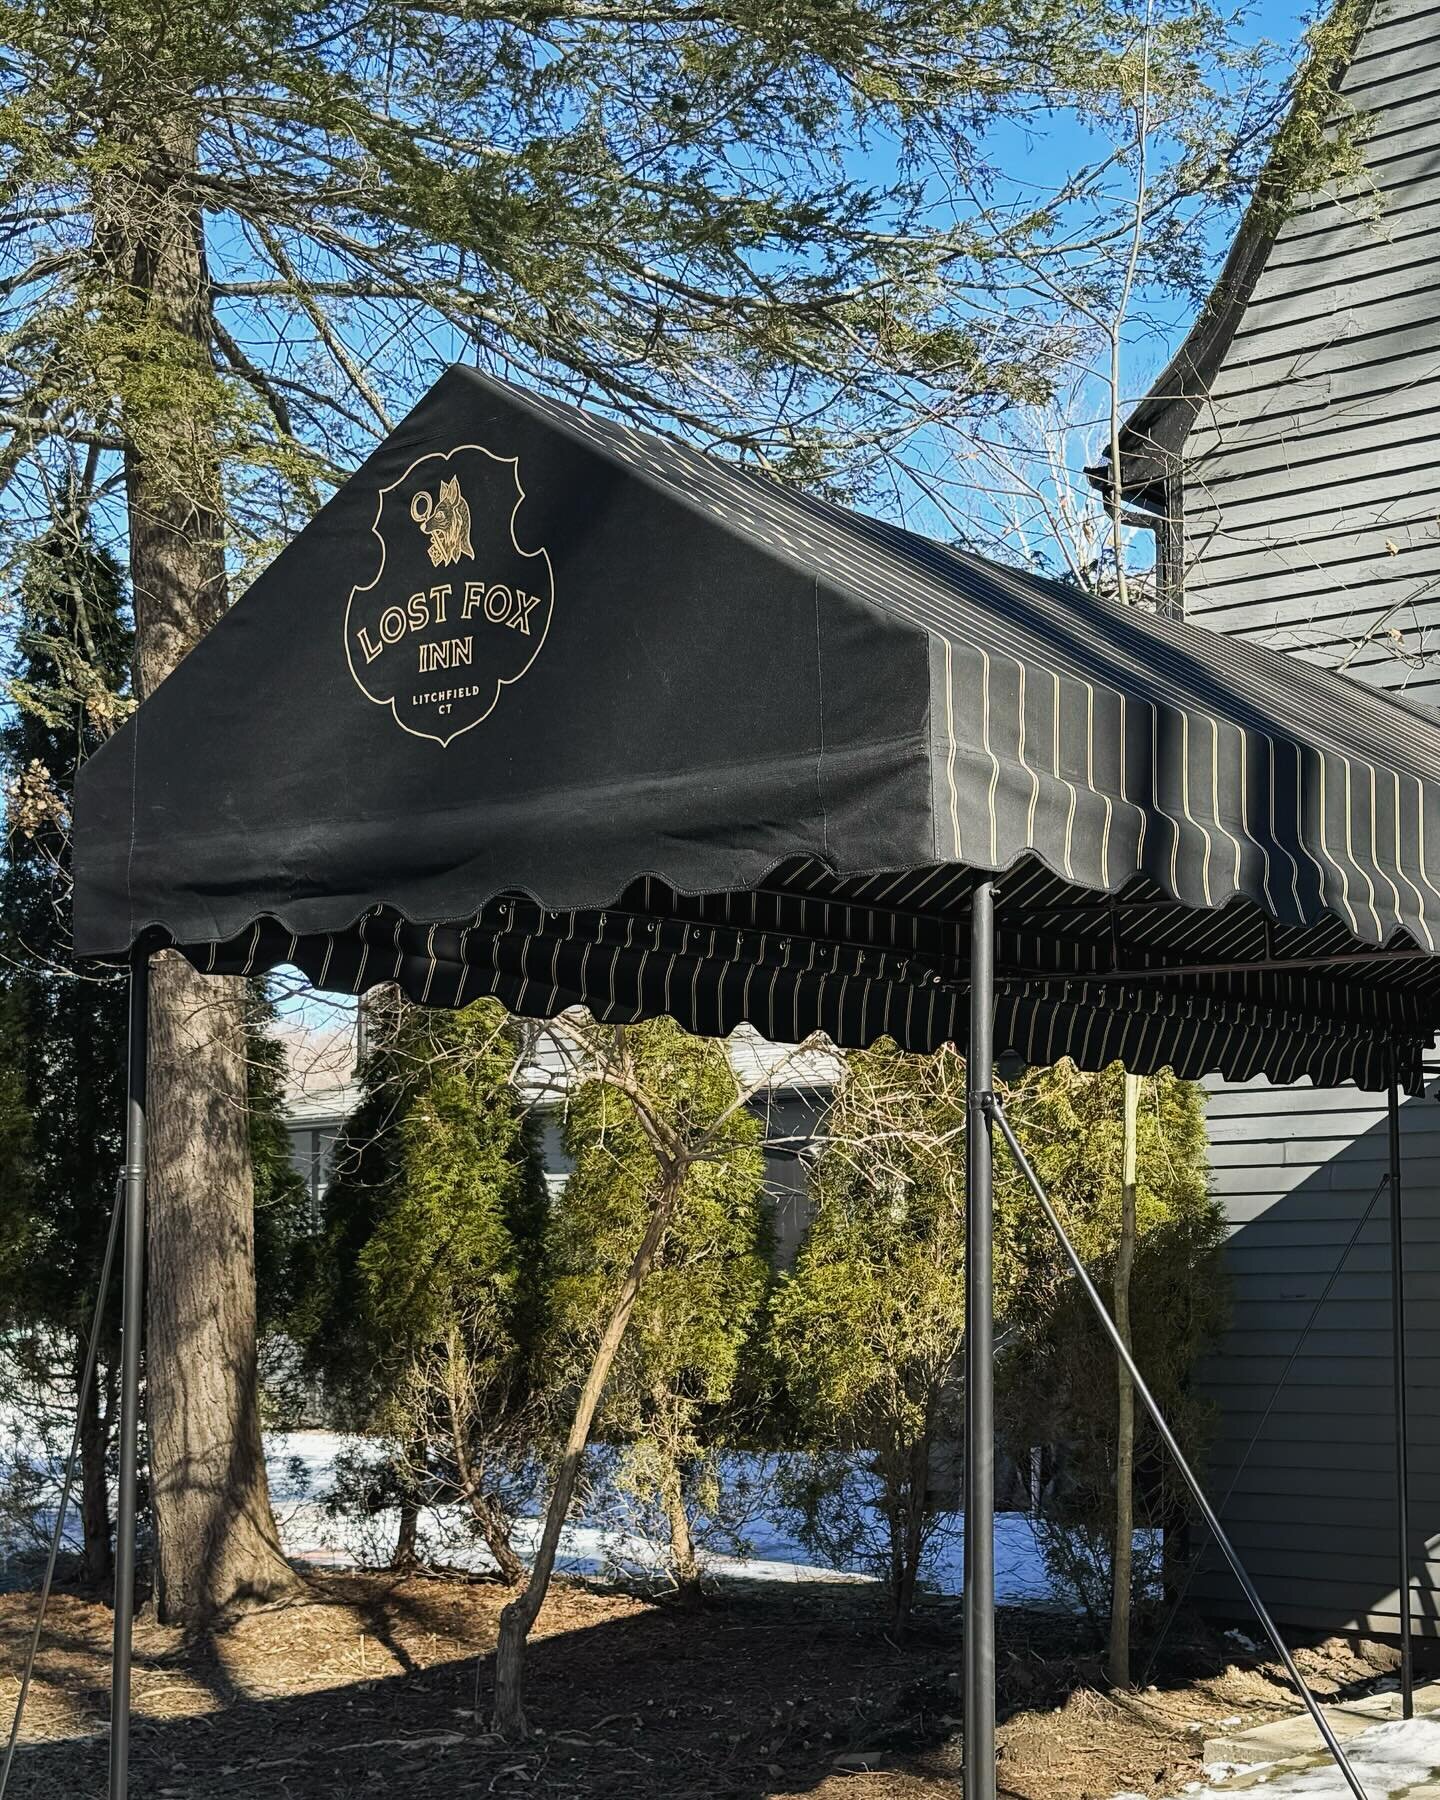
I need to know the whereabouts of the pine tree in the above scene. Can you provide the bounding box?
[246,988,313,1338]
[0,986,34,1243]
[999,1060,1226,1634]
[768,1046,1220,1637]
[550,1019,770,1602]
[0,0,1287,1625]
[767,1041,974,1632]
[0,524,131,1586]
[0,523,308,1588]
[292,994,547,1578]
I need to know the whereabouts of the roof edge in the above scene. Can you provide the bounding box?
[1093,0,1378,503]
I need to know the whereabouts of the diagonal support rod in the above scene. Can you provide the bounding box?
[984,1091,1372,1800]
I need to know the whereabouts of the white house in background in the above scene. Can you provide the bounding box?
[284,1081,363,1226]
[282,1020,839,1251]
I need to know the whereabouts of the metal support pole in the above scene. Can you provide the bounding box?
[986,1093,1372,1800]
[964,880,996,1800]
[110,952,149,1800]
[1388,1061,1413,1719]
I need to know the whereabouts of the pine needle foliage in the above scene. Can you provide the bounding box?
[1000,1060,1226,1629]
[549,1018,769,1593]
[291,994,547,1572]
[0,525,130,1329]
[0,0,1294,551]
[0,526,130,1583]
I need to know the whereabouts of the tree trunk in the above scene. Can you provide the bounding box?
[892,1436,930,1639]
[103,113,297,1624]
[393,1503,420,1569]
[145,953,298,1621]
[466,1488,525,1587]
[492,1161,684,1738]
[1108,1071,1140,1689]
[658,1449,701,1607]
[393,1497,420,1572]
[390,1432,426,1570]
[76,1354,114,1589]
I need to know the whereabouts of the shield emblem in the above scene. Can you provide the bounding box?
[345,443,554,746]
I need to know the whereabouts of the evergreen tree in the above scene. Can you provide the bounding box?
[0,523,307,1587]
[0,985,33,1236]
[246,988,312,1338]
[0,0,1293,1625]
[768,1046,1220,1636]
[293,994,547,1578]
[0,524,130,1586]
[550,1019,770,1601]
[768,1041,978,1631]
[999,1060,1227,1633]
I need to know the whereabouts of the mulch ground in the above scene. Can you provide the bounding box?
[0,1570,1415,1799]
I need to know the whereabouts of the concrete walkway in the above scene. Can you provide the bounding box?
[1201,1681,1440,1794]
[1204,1681,1440,1766]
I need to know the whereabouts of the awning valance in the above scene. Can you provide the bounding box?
[73,366,1440,1089]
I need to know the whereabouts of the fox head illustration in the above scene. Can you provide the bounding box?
[416,475,474,568]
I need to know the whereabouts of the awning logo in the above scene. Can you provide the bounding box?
[346,444,554,746]
[413,476,475,567]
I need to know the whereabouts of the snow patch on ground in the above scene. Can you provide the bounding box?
[264,1430,1061,1602]
[1170,1717,1440,1797]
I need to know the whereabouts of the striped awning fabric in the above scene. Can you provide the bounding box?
[73,368,1440,1092]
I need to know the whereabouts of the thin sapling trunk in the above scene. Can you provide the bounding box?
[491,1160,685,1737]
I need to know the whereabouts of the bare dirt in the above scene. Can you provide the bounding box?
[0,1571,1414,1798]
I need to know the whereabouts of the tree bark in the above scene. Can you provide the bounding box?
[1108,1071,1140,1689]
[145,954,297,1621]
[393,1500,420,1570]
[658,1447,701,1607]
[888,1431,930,1639]
[466,1487,525,1588]
[76,1354,114,1589]
[103,112,297,1623]
[492,1162,684,1737]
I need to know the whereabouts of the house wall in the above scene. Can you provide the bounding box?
[1191,1068,1440,1636]
[1181,0,1440,706]
[1174,0,1440,1636]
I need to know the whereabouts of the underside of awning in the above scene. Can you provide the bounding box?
[74,365,1440,1091]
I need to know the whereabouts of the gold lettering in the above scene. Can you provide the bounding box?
[431,582,452,625]
[462,580,485,621]
[484,584,511,623]
[507,592,541,635]
[380,606,407,645]
[406,590,428,632]
[357,625,384,665]
[418,639,474,674]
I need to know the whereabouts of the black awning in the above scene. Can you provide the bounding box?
[73,366,1440,1090]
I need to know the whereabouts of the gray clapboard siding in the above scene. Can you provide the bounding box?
[1102,0,1440,1639]
[1191,550,1440,613]
[1346,45,1440,96]
[1347,0,1440,60]
[1189,413,1440,495]
[1188,1075,1440,1632]
[1264,195,1440,277]
[1188,462,1439,538]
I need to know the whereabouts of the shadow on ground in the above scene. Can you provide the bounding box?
[0,1571,1425,1800]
